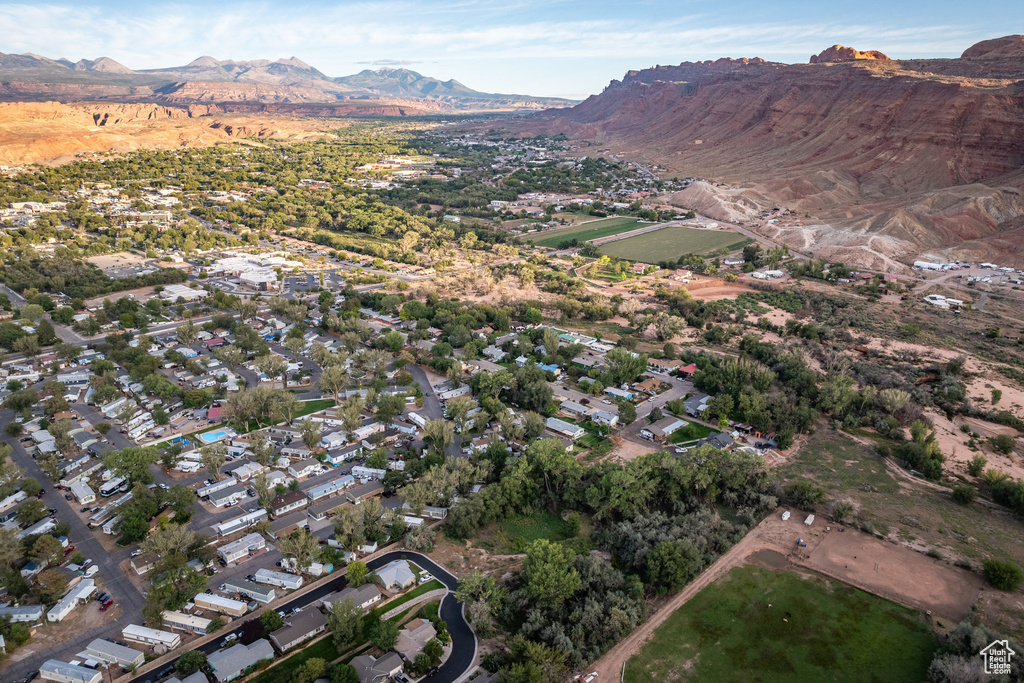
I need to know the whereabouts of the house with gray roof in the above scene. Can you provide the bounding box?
[321,583,382,612]
[374,559,416,592]
[207,639,275,682]
[350,652,403,683]
[269,608,328,652]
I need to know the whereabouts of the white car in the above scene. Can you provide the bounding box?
[584,674,599,683]
[419,573,434,584]
[602,399,612,405]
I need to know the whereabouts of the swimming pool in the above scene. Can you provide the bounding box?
[198,429,231,444]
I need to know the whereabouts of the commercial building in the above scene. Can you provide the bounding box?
[86,638,145,669]
[40,659,102,683]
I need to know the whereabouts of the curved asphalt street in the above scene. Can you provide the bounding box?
[126,551,473,683]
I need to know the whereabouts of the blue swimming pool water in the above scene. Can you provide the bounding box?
[199,430,229,444]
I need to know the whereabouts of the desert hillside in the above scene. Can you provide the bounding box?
[0,101,335,166]
[516,36,1024,266]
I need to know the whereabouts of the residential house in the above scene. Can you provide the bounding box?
[394,618,437,661]
[604,387,633,401]
[375,559,416,592]
[194,592,249,617]
[684,393,710,417]
[122,624,181,649]
[86,638,145,669]
[545,417,585,441]
[222,580,275,605]
[698,433,734,450]
[287,459,321,479]
[269,609,328,652]
[640,416,689,442]
[40,660,102,683]
[217,533,266,564]
[648,358,684,374]
[590,410,619,427]
[559,400,591,418]
[0,604,44,622]
[162,610,212,634]
[634,377,660,395]
[350,653,404,683]
[69,481,95,504]
[209,485,247,508]
[322,583,383,612]
[207,639,275,683]
[254,568,302,590]
[271,491,308,517]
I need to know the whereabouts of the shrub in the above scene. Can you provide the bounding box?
[983,559,1024,591]
[988,434,1015,455]
[176,651,207,676]
[967,454,987,477]
[951,485,977,505]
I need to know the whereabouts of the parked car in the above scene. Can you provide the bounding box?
[419,573,434,584]
[63,545,75,556]
[99,599,114,611]
[131,549,144,557]
[80,507,91,513]
[64,494,73,501]
[222,633,238,647]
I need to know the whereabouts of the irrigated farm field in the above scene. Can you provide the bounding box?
[600,226,750,260]
[523,216,645,247]
[624,565,936,683]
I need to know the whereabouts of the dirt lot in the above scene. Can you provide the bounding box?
[800,528,983,623]
[83,284,160,308]
[584,509,984,681]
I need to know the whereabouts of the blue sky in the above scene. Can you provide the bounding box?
[0,0,1019,98]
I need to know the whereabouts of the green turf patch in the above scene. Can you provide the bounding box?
[249,636,339,683]
[524,216,646,247]
[600,227,749,261]
[625,565,936,683]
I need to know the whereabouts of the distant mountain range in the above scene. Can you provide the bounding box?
[0,53,572,111]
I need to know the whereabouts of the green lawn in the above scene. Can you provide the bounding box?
[500,510,576,545]
[524,216,646,247]
[625,565,936,683]
[600,226,751,261]
[249,636,340,683]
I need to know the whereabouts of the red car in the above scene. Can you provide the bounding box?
[63,545,75,556]
[100,599,114,611]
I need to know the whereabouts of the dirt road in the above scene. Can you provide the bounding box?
[583,513,800,681]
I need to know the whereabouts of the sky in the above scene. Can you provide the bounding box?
[0,0,1020,99]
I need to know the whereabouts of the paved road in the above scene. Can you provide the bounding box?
[405,365,462,459]
[124,551,474,683]
[1,408,148,683]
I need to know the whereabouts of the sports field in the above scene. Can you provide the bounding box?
[523,216,645,247]
[600,226,750,261]
[624,565,935,683]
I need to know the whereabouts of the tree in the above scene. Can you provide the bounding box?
[278,529,320,574]
[346,560,368,587]
[375,394,405,427]
[332,506,364,551]
[176,651,208,676]
[413,653,431,677]
[983,559,1024,591]
[13,335,39,361]
[35,568,68,602]
[142,524,202,560]
[784,479,825,511]
[331,664,360,683]
[989,434,1015,455]
[300,419,322,451]
[446,395,477,434]
[32,535,64,568]
[260,609,284,632]
[424,419,455,453]
[326,597,362,650]
[339,397,365,442]
[249,430,275,466]
[253,471,272,511]
[200,442,227,481]
[16,499,48,527]
[176,321,199,345]
[968,454,988,477]
[256,353,288,389]
[424,638,444,665]
[369,617,399,651]
[605,348,648,385]
[20,304,45,323]
[952,484,977,505]
[520,539,581,607]
[0,527,21,568]
[618,401,637,426]
[522,411,545,441]
[317,364,348,404]
[104,446,160,485]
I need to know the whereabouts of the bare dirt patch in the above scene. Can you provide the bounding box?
[800,528,983,623]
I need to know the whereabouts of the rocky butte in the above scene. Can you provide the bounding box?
[516,36,1024,268]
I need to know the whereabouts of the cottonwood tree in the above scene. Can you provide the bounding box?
[317,364,348,404]
[300,419,322,451]
[327,597,362,650]
[278,529,320,574]
[424,419,455,453]
[200,442,227,481]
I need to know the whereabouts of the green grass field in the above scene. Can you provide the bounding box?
[600,226,751,261]
[625,565,936,683]
[523,216,645,247]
